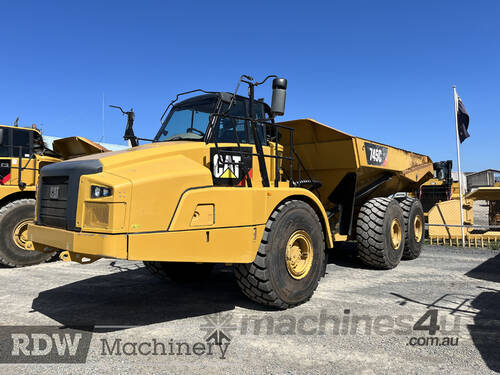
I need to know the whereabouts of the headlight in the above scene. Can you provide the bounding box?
[91,185,113,198]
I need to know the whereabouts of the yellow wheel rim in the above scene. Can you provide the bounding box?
[285,230,314,280]
[414,215,423,242]
[13,219,32,250]
[390,218,402,250]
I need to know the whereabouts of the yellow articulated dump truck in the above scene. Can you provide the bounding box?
[28,75,434,308]
[0,123,110,267]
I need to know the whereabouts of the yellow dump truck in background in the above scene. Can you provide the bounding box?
[28,75,434,308]
[0,123,111,267]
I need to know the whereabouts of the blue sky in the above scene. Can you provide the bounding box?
[0,1,498,171]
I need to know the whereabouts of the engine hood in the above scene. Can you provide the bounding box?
[39,141,214,233]
[62,141,207,172]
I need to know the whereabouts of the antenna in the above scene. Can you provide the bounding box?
[100,93,105,142]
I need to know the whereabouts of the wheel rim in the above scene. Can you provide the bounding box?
[390,218,402,250]
[13,219,32,250]
[285,230,314,280]
[414,215,423,242]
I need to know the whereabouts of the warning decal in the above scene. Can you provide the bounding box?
[0,159,11,185]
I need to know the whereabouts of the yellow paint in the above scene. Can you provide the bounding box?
[128,225,265,263]
[428,186,500,243]
[190,204,215,227]
[0,126,61,221]
[466,186,500,201]
[390,218,402,249]
[278,119,434,204]
[28,223,127,258]
[414,215,423,242]
[285,230,314,280]
[333,233,348,241]
[59,250,101,264]
[428,199,473,238]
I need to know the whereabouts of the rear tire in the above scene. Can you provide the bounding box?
[143,261,214,282]
[234,200,326,309]
[399,197,424,260]
[0,199,55,267]
[356,197,405,269]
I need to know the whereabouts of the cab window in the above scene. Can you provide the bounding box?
[0,128,10,157]
[213,99,267,144]
[0,128,32,158]
[13,129,32,157]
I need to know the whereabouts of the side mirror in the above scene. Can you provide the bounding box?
[0,129,4,144]
[271,78,287,117]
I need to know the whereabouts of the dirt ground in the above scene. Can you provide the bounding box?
[0,245,499,374]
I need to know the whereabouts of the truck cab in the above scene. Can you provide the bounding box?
[0,125,61,266]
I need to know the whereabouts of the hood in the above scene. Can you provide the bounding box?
[63,141,207,171]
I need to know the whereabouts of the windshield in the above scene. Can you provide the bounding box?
[155,98,217,142]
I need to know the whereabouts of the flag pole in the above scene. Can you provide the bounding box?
[453,85,465,247]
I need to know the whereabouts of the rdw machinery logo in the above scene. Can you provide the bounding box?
[0,326,92,363]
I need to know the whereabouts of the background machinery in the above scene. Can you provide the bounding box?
[428,184,500,246]
[420,161,500,247]
[419,160,457,214]
[0,123,110,267]
[28,75,435,308]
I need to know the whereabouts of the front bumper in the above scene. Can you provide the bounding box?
[28,224,127,259]
[27,223,265,263]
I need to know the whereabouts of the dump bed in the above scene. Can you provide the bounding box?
[466,186,500,201]
[278,119,434,206]
[52,136,110,159]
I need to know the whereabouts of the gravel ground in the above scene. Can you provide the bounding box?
[0,245,499,374]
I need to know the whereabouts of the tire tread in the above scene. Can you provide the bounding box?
[234,200,326,309]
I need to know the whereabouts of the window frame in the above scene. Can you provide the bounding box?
[206,97,269,146]
[0,127,34,158]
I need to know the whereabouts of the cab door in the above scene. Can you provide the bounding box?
[0,127,12,185]
[0,127,36,187]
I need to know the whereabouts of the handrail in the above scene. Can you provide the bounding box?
[210,112,318,192]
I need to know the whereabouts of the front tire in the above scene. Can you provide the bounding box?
[0,199,55,267]
[234,200,326,309]
[356,197,405,269]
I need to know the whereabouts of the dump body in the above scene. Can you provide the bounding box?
[52,136,110,159]
[279,119,434,207]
